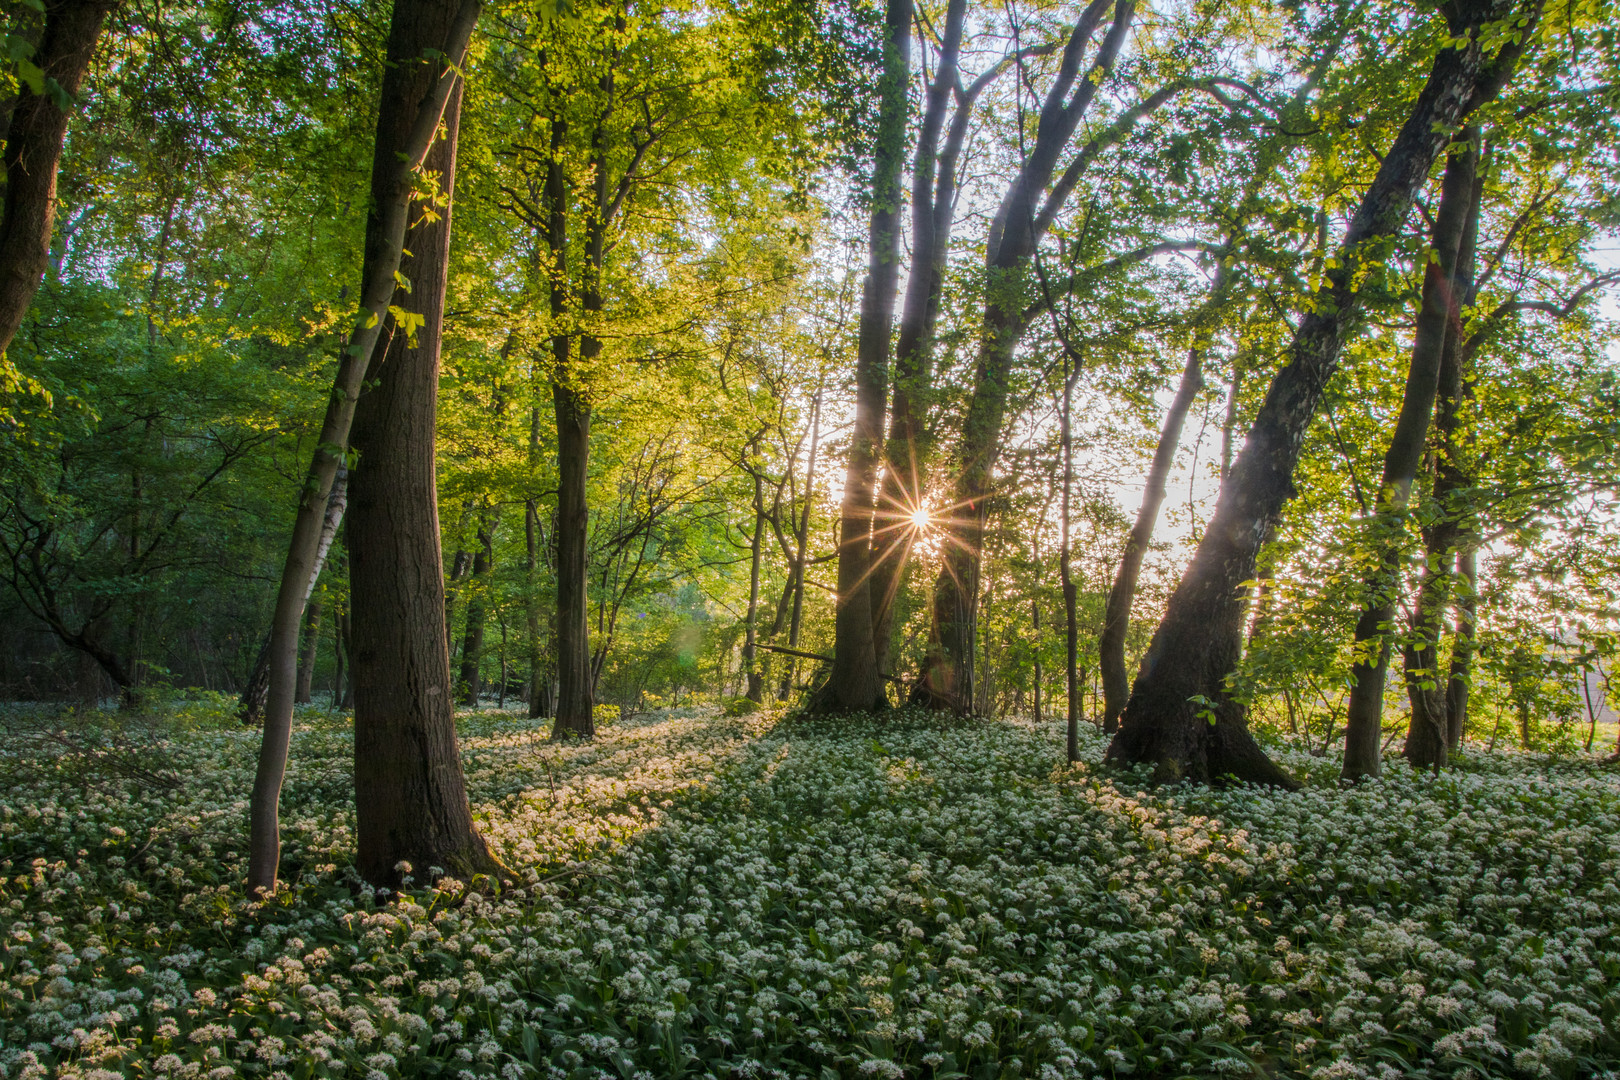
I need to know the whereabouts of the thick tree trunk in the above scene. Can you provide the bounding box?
[1108,4,1535,786]
[1100,342,1206,734]
[1106,5,1536,786]
[246,0,481,895]
[814,0,909,714]
[347,66,497,891]
[457,512,493,705]
[0,0,113,360]
[1342,133,1478,779]
[294,597,322,704]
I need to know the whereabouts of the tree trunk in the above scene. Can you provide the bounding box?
[813,0,909,714]
[347,62,498,892]
[779,389,821,699]
[1444,547,1477,749]
[1403,143,1487,769]
[1342,132,1478,779]
[332,605,348,708]
[294,597,322,704]
[0,0,114,361]
[1105,2,1536,786]
[869,0,968,674]
[246,0,481,895]
[916,0,1137,712]
[550,375,592,736]
[1059,362,1081,760]
[744,449,766,702]
[457,511,494,705]
[1100,341,1206,734]
[240,467,348,725]
[1032,599,1042,725]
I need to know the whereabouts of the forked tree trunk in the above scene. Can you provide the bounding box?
[813,0,909,714]
[1100,341,1206,734]
[1342,132,1478,780]
[246,0,481,895]
[348,70,499,891]
[869,0,968,674]
[457,512,494,705]
[916,0,1138,712]
[1106,2,1537,786]
[1401,146,1485,770]
[0,0,114,360]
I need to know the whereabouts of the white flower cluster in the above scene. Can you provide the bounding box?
[2,704,1618,1080]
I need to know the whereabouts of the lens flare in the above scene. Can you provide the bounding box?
[910,507,931,531]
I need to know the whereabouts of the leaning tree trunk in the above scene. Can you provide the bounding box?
[240,466,348,724]
[1341,132,1478,780]
[246,0,481,896]
[812,0,909,714]
[347,67,498,893]
[0,0,114,361]
[1399,140,1485,770]
[1105,1,1537,786]
[1100,340,1206,734]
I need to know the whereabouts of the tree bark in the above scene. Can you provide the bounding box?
[1443,547,1477,749]
[240,467,348,725]
[1032,598,1042,725]
[1100,341,1206,734]
[1061,364,1080,761]
[812,0,909,714]
[744,445,766,701]
[346,65,497,892]
[779,388,821,699]
[869,0,969,674]
[294,597,322,704]
[915,0,1137,711]
[1106,1,1537,786]
[457,510,494,705]
[1342,132,1479,779]
[246,0,481,895]
[524,404,550,719]
[0,0,114,361]
[1400,142,1487,770]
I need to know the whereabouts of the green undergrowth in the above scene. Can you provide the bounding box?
[2,702,1619,1080]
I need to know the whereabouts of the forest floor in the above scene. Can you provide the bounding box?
[2,702,1618,1080]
